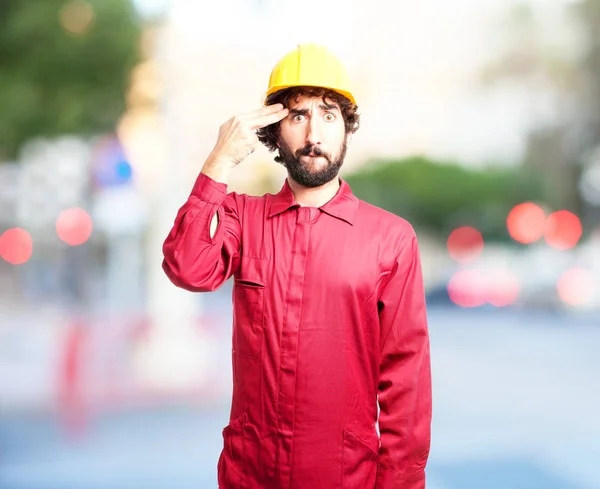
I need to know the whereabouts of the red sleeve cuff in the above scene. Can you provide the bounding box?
[375,467,425,489]
[190,172,228,204]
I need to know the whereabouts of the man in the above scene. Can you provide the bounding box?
[162,43,431,489]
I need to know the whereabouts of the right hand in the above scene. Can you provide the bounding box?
[206,103,289,170]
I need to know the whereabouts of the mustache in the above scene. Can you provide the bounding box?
[296,144,330,160]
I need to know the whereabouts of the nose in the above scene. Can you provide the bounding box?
[305,117,322,147]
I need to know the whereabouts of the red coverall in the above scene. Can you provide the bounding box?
[163,173,432,489]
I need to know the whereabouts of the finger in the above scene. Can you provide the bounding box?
[252,108,289,129]
[260,103,285,115]
[242,103,285,119]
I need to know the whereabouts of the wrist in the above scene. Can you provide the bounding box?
[201,153,234,184]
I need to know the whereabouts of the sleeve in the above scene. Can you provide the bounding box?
[375,230,432,489]
[162,172,242,292]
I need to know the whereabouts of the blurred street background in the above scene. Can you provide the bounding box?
[1,0,600,488]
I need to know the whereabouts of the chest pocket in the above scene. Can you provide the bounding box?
[232,256,269,358]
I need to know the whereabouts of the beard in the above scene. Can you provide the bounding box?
[276,139,347,188]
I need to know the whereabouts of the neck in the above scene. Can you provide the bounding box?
[287,177,340,207]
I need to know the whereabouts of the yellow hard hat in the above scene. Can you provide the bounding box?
[266,43,357,105]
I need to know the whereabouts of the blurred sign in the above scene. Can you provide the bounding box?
[92,186,148,236]
[90,134,147,235]
[90,135,133,189]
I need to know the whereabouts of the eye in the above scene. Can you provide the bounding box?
[293,114,306,122]
[324,113,336,122]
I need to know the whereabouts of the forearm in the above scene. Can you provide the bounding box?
[201,152,235,239]
[163,103,288,287]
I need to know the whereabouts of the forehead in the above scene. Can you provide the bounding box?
[287,94,340,110]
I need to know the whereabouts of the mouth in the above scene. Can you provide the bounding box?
[300,155,326,165]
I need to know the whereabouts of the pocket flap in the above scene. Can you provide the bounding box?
[223,413,246,437]
[235,256,268,287]
[344,428,380,457]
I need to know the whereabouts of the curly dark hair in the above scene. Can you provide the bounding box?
[256,86,360,159]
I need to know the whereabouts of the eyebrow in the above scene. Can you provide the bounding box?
[320,102,340,112]
[289,103,340,116]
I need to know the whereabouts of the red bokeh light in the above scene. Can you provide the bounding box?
[506,202,546,244]
[56,208,93,246]
[544,210,582,250]
[486,269,520,307]
[448,268,520,308]
[557,268,595,306]
[447,226,484,263]
[447,269,487,308]
[0,228,33,265]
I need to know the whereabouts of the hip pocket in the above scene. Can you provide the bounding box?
[341,428,379,488]
[218,413,247,489]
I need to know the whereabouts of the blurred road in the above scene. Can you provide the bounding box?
[1,307,599,489]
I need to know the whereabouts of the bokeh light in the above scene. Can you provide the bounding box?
[447,226,484,263]
[60,1,95,35]
[0,228,33,265]
[486,269,520,307]
[506,202,547,244]
[56,208,93,246]
[544,210,582,250]
[447,269,487,308]
[557,268,595,306]
[448,268,520,308]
